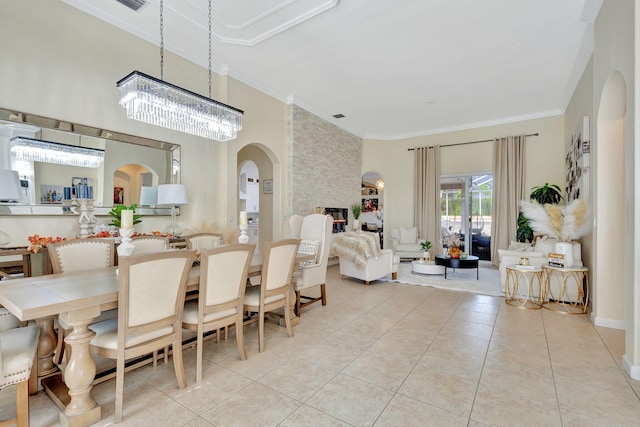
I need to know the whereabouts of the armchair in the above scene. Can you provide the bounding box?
[390,226,427,260]
[333,231,399,285]
[289,214,333,316]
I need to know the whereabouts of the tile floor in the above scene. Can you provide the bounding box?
[16,264,640,426]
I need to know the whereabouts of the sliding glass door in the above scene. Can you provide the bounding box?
[440,174,493,260]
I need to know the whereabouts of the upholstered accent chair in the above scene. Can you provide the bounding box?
[89,250,196,423]
[0,325,40,427]
[182,244,254,382]
[390,226,429,260]
[244,238,299,353]
[288,214,333,316]
[131,235,169,254]
[47,239,116,364]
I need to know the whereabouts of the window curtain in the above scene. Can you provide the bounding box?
[491,135,526,265]
[414,146,442,256]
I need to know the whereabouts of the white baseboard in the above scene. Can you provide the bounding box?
[593,316,625,330]
[622,355,640,380]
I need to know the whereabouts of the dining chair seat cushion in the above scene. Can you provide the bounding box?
[89,318,173,350]
[0,325,40,387]
[243,286,284,306]
[182,301,236,325]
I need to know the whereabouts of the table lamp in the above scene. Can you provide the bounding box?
[0,170,23,246]
[139,186,158,207]
[157,184,188,236]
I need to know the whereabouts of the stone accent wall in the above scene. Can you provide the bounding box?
[288,105,361,220]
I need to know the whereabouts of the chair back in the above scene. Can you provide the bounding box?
[117,250,195,352]
[261,238,299,295]
[48,239,115,273]
[131,235,169,255]
[288,215,304,238]
[297,214,333,268]
[200,244,254,314]
[185,233,224,251]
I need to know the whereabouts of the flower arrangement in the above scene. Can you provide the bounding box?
[443,234,463,258]
[519,198,591,242]
[27,234,66,253]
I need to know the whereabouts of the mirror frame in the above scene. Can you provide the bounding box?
[0,106,180,216]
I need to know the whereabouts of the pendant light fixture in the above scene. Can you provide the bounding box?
[117,0,243,141]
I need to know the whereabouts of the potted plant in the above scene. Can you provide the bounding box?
[420,240,432,260]
[351,203,362,231]
[108,204,142,229]
[516,183,563,242]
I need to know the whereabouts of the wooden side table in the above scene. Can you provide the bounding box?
[505,265,543,309]
[541,265,589,314]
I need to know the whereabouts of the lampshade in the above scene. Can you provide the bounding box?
[139,186,158,206]
[157,184,188,206]
[0,170,22,202]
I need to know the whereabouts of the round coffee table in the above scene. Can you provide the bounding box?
[434,255,480,279]
[411,260,445,276]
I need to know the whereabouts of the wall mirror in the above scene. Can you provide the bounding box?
[0,106,180,216]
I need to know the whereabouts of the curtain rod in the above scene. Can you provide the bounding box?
[407,133,539,151]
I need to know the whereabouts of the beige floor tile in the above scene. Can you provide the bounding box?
[257,358,339,402]
[306,373,394,426]
[471,383,562,427]
[439,317,494,340]
[398,365,479,417]
[418,347,485,382]
[374,394,469,427]
[554,375,640,424]
[342,347,418,391]
[428,331,490,358]
[279,404,352,426]
[480,358,558,406]
[201,382,301,426]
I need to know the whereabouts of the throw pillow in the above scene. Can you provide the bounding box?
[298,239,320,268]
[400,227,418,244]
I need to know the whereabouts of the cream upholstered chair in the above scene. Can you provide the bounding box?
[184,233,224,251]
[390,226,429,260]
[0,271,23,330]
[131,235,169,254]
[244,238,299,353]
[0,325,39,427]
[288,214,332,316]
[48,239,116,364]
[182,244,254,382]
[89,250,196,423]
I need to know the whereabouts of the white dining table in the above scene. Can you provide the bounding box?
[0,252,312,427]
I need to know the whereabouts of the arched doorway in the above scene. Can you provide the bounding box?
[238,144,278,252]
[594,71,626,329]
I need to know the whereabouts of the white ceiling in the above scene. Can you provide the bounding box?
[62,0,601,140]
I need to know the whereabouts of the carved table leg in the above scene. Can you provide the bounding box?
[36,316,59,379]
[58,306,101,426]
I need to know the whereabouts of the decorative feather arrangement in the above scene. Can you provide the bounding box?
[520,198,592,241]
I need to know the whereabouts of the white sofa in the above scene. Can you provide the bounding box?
[390,226,427,260]
[498,238,583,299]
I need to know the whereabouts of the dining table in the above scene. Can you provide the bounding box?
[0,251,313,427]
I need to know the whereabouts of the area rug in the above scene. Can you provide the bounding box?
[379,262,504,297]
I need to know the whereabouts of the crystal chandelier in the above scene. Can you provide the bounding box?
[10,137,105,168]
[117,0,243,141]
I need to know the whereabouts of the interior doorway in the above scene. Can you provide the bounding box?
[239,161,259,245]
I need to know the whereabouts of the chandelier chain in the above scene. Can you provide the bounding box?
[160,0,164,80]
[208,0,212,98]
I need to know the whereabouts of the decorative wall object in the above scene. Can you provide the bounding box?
[362,198,378,212]
[566,116,590,202]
